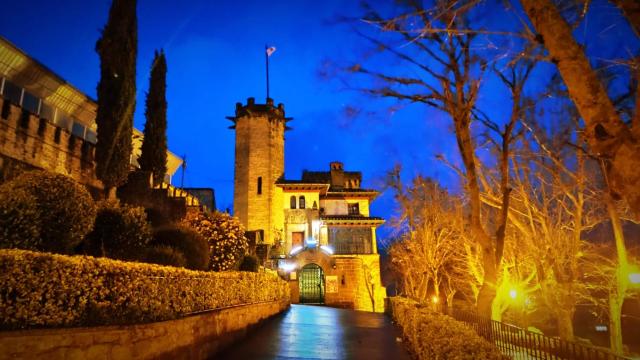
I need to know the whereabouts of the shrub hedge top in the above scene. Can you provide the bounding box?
[389,297,504,360]
[0,171,96,254]
[0,249,290,330]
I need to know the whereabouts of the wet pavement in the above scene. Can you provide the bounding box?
[217,304,412,360]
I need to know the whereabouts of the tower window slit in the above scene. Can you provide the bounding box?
[257,176,262,195]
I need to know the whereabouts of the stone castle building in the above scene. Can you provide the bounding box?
[229,98,386,312]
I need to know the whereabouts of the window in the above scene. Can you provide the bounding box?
[85,129,97,144]
[39,102,54,122]
[299,196,306,209]
[257,176,262,195]
[1,80,22,105]
[328,227,372,254]
[348,203,360,215]
[290,196,297,209]
[55,113,72,131]
[21,91,39,114]
[72,122,86,138]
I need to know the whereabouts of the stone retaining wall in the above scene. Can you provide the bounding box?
[0,300,289,360]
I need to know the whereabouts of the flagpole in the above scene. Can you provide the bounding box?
[265,44,270,100]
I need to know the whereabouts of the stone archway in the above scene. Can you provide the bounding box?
[299,263,324,304]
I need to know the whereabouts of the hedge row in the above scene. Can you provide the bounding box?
[389,297,503,360]
[0,249,290,330]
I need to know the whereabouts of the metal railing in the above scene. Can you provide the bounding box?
[451,309,631,360]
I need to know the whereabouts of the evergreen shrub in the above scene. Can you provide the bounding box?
[0,171,95,254]
[239,254,259,272]
[144,245,186,268]
[152,226,209,270]
[84,200,152,261]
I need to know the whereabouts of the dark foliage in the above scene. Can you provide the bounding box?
[0,171,96,254]
[152,225,209,270]
[239,254,259,272]
[94,0,137,192]
[84,201,152,261]
[144,245,186,268]
[139,50,168,185]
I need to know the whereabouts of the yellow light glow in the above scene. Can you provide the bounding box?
[509,289,517,299]
[431,296,439,303]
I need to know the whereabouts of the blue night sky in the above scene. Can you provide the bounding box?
[1,1,637,244]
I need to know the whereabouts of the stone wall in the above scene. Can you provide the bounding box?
[0,98,101,189]
[0,300,289,360]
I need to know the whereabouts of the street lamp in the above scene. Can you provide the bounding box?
[630,272,640,285]
[509,289,517,300]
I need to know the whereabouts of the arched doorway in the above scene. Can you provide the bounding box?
[299,263,324,304]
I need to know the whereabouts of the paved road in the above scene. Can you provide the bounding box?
[217,304,412,360]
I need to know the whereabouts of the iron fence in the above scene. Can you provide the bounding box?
[451,309,631,360]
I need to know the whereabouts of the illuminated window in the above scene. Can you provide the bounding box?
[348,203,360,215]
[257,176,262,195]
[299,196,306,209]
[290,196,296,209]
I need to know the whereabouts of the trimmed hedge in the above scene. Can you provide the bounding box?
[144,245,187,268]
[0,249,290,330]
[389,297,503,360]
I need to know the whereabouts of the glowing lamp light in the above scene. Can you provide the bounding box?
[630,273,640,285]
[279,262,297,273]
[320,245,334,255]
[509,289,517,300]
[306,238,317,247]
[289,245,303,256]
[431,296,439,304]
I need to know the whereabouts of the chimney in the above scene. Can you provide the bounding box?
[330,161,344,189]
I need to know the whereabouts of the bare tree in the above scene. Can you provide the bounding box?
[518,0,640,217]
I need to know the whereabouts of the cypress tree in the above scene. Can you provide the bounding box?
[139,50,168,185]
[95,0,137,198]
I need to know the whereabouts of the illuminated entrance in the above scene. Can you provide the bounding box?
[299,263,324,304]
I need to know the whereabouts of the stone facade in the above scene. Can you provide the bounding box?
[230,97,287,245]
[229,99,386,312]
[0,98,101,188]
[0,300,288,360]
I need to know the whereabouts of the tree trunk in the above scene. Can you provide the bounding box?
[453,113,497,317]
[556,307,575,341]
[519,0,640,216]
[609,287,624,355]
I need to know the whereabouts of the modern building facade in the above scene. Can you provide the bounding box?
[229,98,386,312]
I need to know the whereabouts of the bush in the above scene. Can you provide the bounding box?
[0,171,95,254]
[0,248,290,329]
[83,201,152,261]
[182,210,248,271]
[151,226,209,270]
[239,254,259,272]
[0,187,39,250]
[144,245,186,268]
[389,297,503,360]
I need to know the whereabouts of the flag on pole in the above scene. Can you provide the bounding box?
[266,46,276,57]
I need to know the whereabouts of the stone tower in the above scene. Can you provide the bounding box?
[228,97,290,245]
